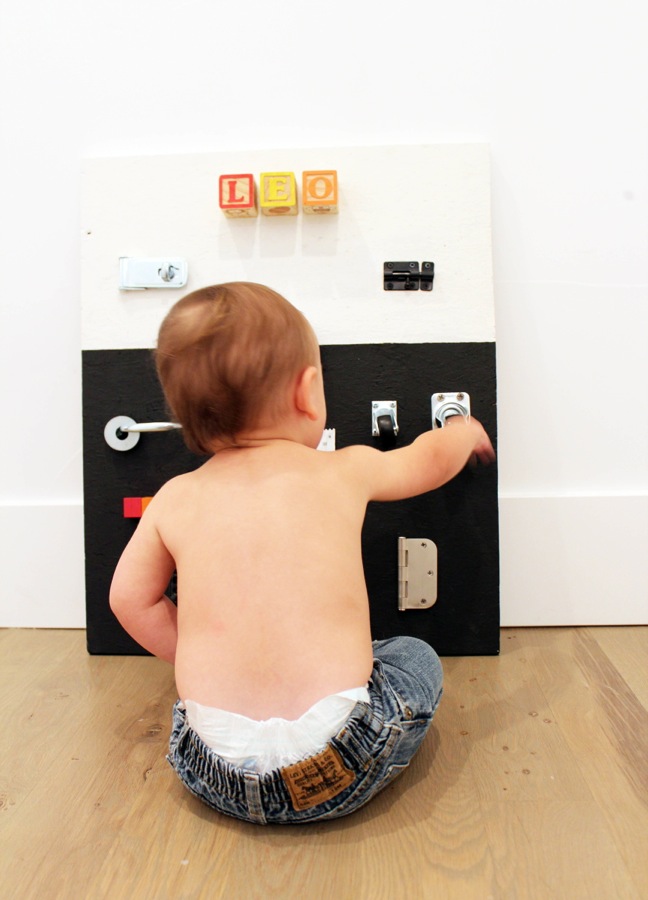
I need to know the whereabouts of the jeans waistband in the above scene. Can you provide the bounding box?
[171,671,392,812]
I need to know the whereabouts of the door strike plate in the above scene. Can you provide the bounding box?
[398,537,438,611]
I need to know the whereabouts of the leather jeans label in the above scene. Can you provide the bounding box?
[281,745,356,811]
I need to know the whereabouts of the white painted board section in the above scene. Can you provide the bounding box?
[81,144,494,350]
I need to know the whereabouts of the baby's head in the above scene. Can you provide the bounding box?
[155,282,319,454]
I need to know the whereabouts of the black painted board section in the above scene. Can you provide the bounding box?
[82,343,499,656]
[321,344,499,656]
[82,350,203,655]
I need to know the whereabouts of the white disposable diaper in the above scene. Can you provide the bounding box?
[184,686,370,775]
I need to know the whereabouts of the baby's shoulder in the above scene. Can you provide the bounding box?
[331,443,382,468]
[321,443,384,487]
[150,469,200,508]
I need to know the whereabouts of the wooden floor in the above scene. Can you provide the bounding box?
[0,627,646,899]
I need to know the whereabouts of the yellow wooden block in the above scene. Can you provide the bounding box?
[302,170,338,214]
[219,174,257,218]
[259,172,298,216]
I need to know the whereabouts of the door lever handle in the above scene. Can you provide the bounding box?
[104,415,181,451]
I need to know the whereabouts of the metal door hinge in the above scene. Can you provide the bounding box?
[398,537,438,611]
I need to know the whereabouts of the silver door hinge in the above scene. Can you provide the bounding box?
[398,537,438,611]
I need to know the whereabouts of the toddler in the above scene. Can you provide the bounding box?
[110,282,495,824]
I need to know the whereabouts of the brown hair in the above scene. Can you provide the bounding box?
[155,282,317,454]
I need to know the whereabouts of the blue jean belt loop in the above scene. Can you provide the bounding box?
[244,773,267,824]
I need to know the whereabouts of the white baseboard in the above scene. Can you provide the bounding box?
[1,495,646,628]
[499,494,648,625]
[0,503,85,627]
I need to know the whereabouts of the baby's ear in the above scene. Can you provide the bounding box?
[294,366,320,421]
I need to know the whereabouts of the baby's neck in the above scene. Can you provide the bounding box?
[210,422,316,454]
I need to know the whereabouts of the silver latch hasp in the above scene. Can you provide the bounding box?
[119,257,188,290]
[398,537,438,611]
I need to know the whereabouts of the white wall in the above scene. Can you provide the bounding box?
[1,0,646,628]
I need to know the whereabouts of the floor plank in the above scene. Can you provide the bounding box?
[586,625,648,709]
[443,652,591,803]
[0,635,177,897]
[505,627,648,898]
[1,627,646,899]
[0,629,88,823]
[481,800,641,900]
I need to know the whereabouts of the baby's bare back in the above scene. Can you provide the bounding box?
[156,443,374,719]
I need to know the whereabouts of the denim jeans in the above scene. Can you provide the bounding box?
[167,636,443,824]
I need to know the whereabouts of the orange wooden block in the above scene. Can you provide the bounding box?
[259,172,298,216]
[302,170,338,214]
[219,174,257,218]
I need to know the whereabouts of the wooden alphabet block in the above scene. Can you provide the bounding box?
[123,497,153,518]
[219,174,257,217]
[259,172,298,216]
[123,497,142,518]
[302,170,338,214]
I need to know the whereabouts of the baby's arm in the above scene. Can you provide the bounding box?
[342,415,495,502]
[109,499,178,664]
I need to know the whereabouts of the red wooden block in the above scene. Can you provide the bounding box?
[123,497,152,518]
[219,174,257,217]
[123,497,143,518]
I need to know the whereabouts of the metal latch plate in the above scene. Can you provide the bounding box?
[384,261,420,290]
[383,261,434,291]
[398,537,438,610]
[119,257,188,290]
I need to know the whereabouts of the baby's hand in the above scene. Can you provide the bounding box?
[446,415,496,467]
